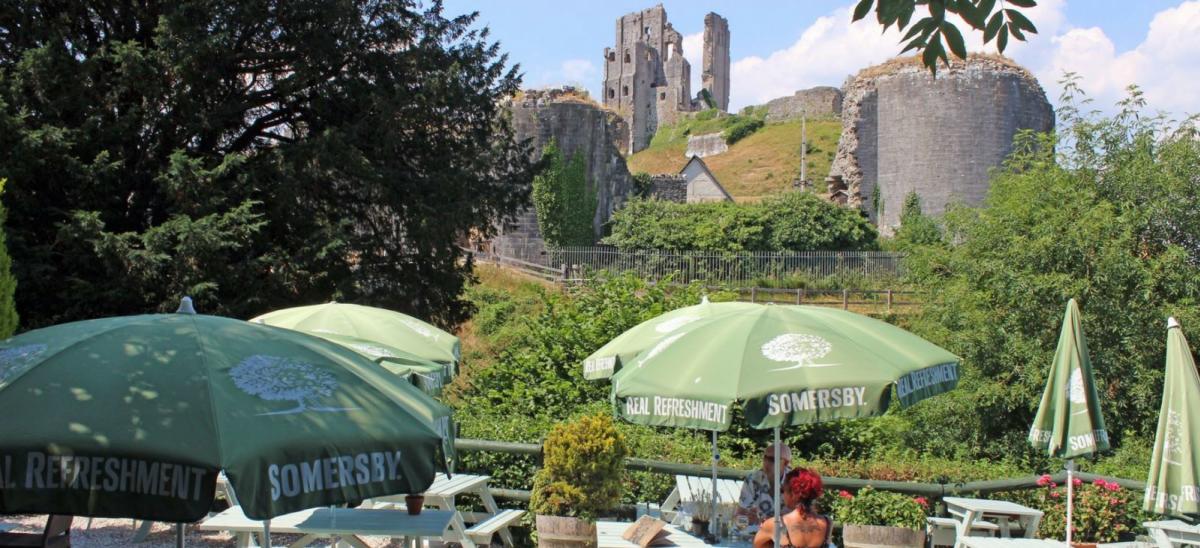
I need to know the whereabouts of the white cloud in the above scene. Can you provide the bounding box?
[531,58,600,97]
[682,31,703,95]
[726,0,1198,118]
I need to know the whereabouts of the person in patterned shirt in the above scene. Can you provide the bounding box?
[736,442,793,523]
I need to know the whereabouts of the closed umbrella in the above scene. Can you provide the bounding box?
[0,304,446,524]
[1144,317,1200,518]
[1028,299,1110,544]
[582,297,757,380]
[316,332,452,395]
[250,302,460,372]
[611,304,960,544]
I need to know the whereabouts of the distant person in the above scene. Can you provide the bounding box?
[736,442,792,523]
[753,468,831,548]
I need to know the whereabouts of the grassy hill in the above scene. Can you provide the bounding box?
[626,111,842,201]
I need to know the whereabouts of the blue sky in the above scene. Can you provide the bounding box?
[441,0,1200,116]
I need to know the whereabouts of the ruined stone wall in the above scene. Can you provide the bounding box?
[500,92,635,245]
[702,13,730,111]
[685,132,728,158]
[764,87,844,123]
[831,56,1053,233]
[657,52,691,128]
[650,175,686,202]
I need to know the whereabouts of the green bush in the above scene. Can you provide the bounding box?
[1029,476,1145,542]
[603,193,877,252]
[532,139,596,246]
[723,117,764,145]
[0,180,17,337]
[530,413,628,520]
[831,486,927,530]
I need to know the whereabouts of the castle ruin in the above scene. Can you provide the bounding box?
[602,5,730,154]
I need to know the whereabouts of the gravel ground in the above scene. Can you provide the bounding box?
[0,514,436,547]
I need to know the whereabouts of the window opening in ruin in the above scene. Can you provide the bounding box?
[660,92,666,100]
[624,51,631,63]
[646,51,653,62]
[608,52,615,62]
[608,88,615,99]
[623,85,629,97]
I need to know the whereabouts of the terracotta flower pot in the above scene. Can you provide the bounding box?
[404,495,424,515]
[690,519,710,537]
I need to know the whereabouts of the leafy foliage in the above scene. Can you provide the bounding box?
[890,192,943,250]
[851,0,1038,74]
[832,486,927,530]
[631,172,654,198]
[531,140,597,247]
[897,84,1200,462]
[530,413,628,520]
[0,180,16,337]
[723,117,765,145]
[1030,476,1144,542]
[603,192,878,252]
[0,0,533,328]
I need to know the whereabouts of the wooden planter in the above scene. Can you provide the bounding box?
[843,524,926,548]
[536,515,597,548]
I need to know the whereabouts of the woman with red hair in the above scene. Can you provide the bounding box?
[753,468,831,548]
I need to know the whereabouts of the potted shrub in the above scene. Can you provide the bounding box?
[1033,475,1140,545]
[530,413,628,548]
[834,487,928,548]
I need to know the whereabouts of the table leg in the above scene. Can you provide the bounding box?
[233,532,252,548]
[1022,515,1041,539]
[995,517,1011,538]
[477,486,515,548]
[287,534,320,547]
[1148,527,1173,548]
[954,511,980,548]
[132,519,155,542]
[451,511,479,548]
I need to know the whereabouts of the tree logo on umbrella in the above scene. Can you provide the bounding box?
[655,315,701,334]
[762,334,836,371]
[1165,409,1184,466]
[0,344,48,385]
[231,355,358,415]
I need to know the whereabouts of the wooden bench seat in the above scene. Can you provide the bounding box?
[927,516,1002,548]
[466,509,525,546]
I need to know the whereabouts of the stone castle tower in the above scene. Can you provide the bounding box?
[602,5,730,154]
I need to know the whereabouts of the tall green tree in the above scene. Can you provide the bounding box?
[0,0,533,328]
[0,179,17,337]
[898,83,1200,462]
[892,191,942,249]
[531,140,595,247]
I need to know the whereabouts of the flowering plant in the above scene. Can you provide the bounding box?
[1033,475,1139,542]
[832,486,928,530]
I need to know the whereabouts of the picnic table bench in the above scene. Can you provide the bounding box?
[366,473,524,547]
[1144,520,1200,548]
[943,497,1044,548]
[661,475,744,524]
[198,505,456,548]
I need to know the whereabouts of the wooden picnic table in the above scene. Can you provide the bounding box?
[1144,520,1200,548]
[661,475,744,524]
[596,520,714,548]
[958,539,1067,548]
[198,505,457,548]
[367,473,523,548]
[943,497,1044,548]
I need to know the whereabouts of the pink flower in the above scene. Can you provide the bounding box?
[1050,482,1058,489]
[1050,491,1061,499]
[914,497,929,508]
[1093,479,1106,486]
[1106,481,1121,492]
[1072,477,1083,487]
[1036,474,1052,487]
[839,490,853,499]
[1109,497,1120,506]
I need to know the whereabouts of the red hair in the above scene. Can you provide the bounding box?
[787,468,824,503]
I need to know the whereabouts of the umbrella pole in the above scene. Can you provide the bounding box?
[262,520,271,548]
[1066,460,1074,545]
[711,429,719,539]
[175,523,184,548]
[773,427,781,548]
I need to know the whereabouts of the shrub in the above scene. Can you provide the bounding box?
[530,413,629,520]
[1030,476,1144,542]
[723,117,764,145]
[832,486,927,530]
[0,180,16,337]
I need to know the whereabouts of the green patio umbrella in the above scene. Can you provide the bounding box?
[315,332,452,395]
[1144,317,1200,518]
[582,297,758,380]
[610,304,960,543]
[1028,299,1110,544]
[0,306,446,524]
[250,302,460,372]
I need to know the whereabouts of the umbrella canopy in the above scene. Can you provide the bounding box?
[611,304,961,430]
[1144,317,1200,517]
[316,332,452,395]
[583,298,758,380]
[0,313,446,522]
[250,303,460,370]
[1028,299,1110,458]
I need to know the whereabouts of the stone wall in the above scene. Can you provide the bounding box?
[685,132,728,158]
[650,175,686,202]
[764,87,843,123]
[500,91,635,246]
[830,56,1053,234]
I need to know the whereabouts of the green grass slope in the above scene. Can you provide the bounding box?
[627,113,841,202]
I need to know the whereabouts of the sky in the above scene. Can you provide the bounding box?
[440,0,1200,118]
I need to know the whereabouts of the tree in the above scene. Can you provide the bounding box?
[852,0,1039,74]
[897,85,1200,461]
[0,1,534,328]
[531,140,596,247]
[0,179,16,337]
[892,191,943,249]
[231,355,342,415]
